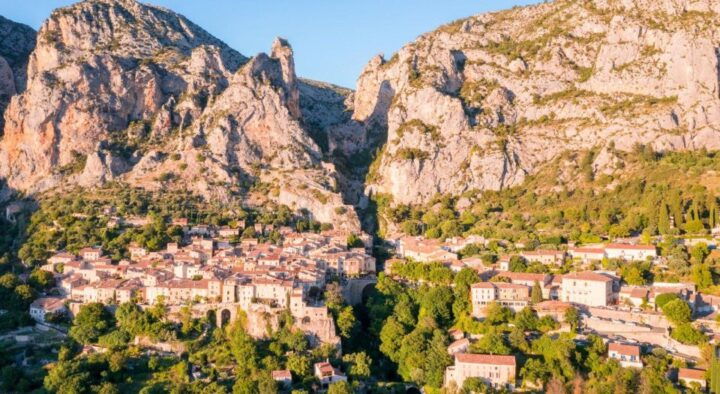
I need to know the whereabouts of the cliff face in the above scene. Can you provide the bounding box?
[356,0,720,205]
[4,0,720,230]
[0,16,36,132]
[0,0,360,230]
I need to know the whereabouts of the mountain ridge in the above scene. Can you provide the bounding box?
[2,0,720,235]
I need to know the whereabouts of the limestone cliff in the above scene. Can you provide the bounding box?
[356,0,720,205]
[0,0,360,230]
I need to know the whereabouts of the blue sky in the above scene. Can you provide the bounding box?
[0,0,538,88]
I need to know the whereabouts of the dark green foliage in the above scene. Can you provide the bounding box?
[69,303,115,345]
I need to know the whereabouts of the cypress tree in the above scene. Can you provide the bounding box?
[531,281,543,304]
[658,204,670,235]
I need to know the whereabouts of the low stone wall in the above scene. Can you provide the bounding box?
[586,306,670,328]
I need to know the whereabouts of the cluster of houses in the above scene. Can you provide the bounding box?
[443,342,707,390]
[30,225,376,345]
[395,235,659,267]
[391,236,719,390]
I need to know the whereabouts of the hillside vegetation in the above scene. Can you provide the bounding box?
[376,148,720,244]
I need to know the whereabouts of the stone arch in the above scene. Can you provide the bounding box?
[217,308,232,327]
[206,309,217,327]
[361,283,376,303]
[301,316,311,324]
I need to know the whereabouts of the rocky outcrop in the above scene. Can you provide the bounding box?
[357,0,720,204]
[0,16,35,132]
[0,0,360,231]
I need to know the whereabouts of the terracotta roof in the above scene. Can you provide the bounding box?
[455,353,516,366]
[678,368,706,381]
[608,343,640,357]
[31,297,65,310]
[522,250,564,256]
[497,272,550,282]
[271,370,292,380]
[605,243,656,251]
[569,247,605,254]
[563,271,613,282]
[448,338,470,350]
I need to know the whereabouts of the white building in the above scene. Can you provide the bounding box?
[605,244,657,261]
[314,361,347,389]
[29,297,67,323]
[561,271,614,307]
[608,343,642,368]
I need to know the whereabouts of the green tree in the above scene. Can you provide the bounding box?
[671,323,706,345]
[28,269,55,290]
[342,352,372,381]
[69,302,115,344]
[661,299,692,325]
[327,381,352,394]
[509,256,527,272]
[564,306,580,332]
[654,293,680,309]
[470,330,511,355]
[286,352,310,378]
[531,281,543,304]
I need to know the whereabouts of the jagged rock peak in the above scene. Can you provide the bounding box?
[270,37,300,119]
[41,0,245,67]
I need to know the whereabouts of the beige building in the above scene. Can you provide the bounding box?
[520,250,565,265]
[471,282,529,317]
[561,272,614,307]
[444,353,516,389]
[568,247,606,263]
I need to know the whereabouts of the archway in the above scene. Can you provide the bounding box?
[218,308,232,327]
[360,283,376,304]
[206,309,217,327]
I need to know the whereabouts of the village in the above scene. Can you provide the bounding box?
[29,217,375,347]
[19,216,720,392]
[385,234,720,391]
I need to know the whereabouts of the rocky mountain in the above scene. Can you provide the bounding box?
[0,0,360,231]
[3,0,720,232]
[0,16,36,132]
[355,0,720,205]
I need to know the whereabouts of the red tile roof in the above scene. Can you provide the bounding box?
[496,272,550,282]
[455,353,516,366]
[271,370,292,380]
[563,271,613,282]
[569,247,605,254]
[678,368,706,381]
[605,243,656,251]
[608,343,640,357]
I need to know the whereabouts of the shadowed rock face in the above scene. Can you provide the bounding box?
[0,16,36,132]
[354,0,720,205]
